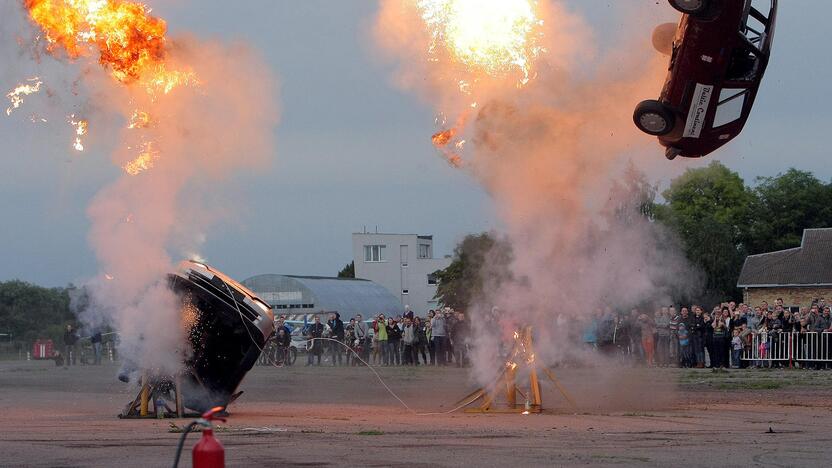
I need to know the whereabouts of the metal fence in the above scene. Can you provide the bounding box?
[743,332,832,364]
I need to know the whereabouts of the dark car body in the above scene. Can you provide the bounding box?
[168,260,274,412]
[634,0,777,159]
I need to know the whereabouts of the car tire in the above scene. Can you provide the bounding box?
[668,0,709,15]
[633,100,675,136]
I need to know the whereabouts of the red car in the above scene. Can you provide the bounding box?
[634,0,777,159]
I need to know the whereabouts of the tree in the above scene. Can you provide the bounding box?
[0,281,74,347]
[746,169,832,254]
[337,261,355,278]
[655,161,754,301]
[433,232,512,311]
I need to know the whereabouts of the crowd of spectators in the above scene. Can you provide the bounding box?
[581,298,832,369]
[263,297,832,371]
[267,308,471,368]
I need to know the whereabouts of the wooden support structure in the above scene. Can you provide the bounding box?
[119,373,197,419]
[462,326,576,414]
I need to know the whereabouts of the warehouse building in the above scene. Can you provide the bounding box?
[241,274,404,321]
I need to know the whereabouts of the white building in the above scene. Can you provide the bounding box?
[352,232,452,315]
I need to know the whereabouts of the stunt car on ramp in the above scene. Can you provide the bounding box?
[634,0,778,160]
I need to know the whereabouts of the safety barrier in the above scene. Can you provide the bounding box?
[742,332,832,364]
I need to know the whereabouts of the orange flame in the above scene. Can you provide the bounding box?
[431,128,455,147]
[25,0,173,85]
[5,78,43,116]
[123,141,159,175]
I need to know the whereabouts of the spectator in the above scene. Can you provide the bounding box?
[327,312,345,366]
[63,324,78,368]
[414,316,428,365]
[431,310,448,365]
[730,329,743,369]
[305,316,325,366]
[386,317,402,366]
[689,307,706,368]
[90,330,103,365]
[678,322,692,368]
[654,309,670,366]
[451,311,469,367]
[668,306,680,366]
[711,319,729,369]
[354,314,369,363]
[639,312,655,367]
[374,314,388,365]
[401,317,417,365]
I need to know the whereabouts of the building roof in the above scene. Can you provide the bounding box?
[241,274,404,319]
[737,228,832,287]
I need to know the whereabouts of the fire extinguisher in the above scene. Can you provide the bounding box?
[173,406,226,468]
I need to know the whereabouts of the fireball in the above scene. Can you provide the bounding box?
[418,0,543,84]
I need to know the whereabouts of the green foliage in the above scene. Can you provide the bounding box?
[656,161,753,301]
[337,261,355,278]
[433,232,512,311]
[0,280,74,346]
[746,169,832,254]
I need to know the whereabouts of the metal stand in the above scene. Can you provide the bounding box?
[119,373,195,419]
[461,326,577,413]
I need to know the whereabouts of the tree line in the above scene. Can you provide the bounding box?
[435,162,832,309]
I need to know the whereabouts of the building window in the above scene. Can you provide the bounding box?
[364,245,386,262]
[427,273,438,285]
[418,243,431,259]
[402,289,409,295]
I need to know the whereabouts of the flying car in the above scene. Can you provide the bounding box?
[633,0,777,160]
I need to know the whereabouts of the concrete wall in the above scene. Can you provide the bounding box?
[743,286,832,311]
[353,233,451,315]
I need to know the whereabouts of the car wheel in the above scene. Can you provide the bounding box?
[633,100,675,136]
[668,0,709,15]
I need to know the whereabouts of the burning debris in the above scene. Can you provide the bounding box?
[68,114,88,152]
[5,77,42,116]
[121,261,274,417]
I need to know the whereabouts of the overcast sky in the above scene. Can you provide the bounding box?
[1,1,829,287]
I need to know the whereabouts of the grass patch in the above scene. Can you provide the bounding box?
[621,412,659,418]
[356,430,384,436]
[715,380,784,390]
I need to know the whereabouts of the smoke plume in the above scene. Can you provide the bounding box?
[374,0,699,387]
[9,3,279,375]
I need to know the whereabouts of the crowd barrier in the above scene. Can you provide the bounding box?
[742,331,832,364]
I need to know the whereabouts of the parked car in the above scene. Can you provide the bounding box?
[634,0,777,159]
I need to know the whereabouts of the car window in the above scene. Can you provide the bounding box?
[742,0,772,47]
[725,48,758,81]
[713,88,747,128]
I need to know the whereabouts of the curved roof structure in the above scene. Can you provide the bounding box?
[241,274,404,320]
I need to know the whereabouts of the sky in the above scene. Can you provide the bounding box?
[0,1,829,287]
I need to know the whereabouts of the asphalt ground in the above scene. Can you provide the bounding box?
[1,359,831,467]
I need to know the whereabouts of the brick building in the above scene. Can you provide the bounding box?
[737,228,832,310]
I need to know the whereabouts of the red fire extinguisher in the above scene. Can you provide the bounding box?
[173,406,226,468]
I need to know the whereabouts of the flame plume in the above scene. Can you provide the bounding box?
[23,0,196,92]
[418,0,543,85]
